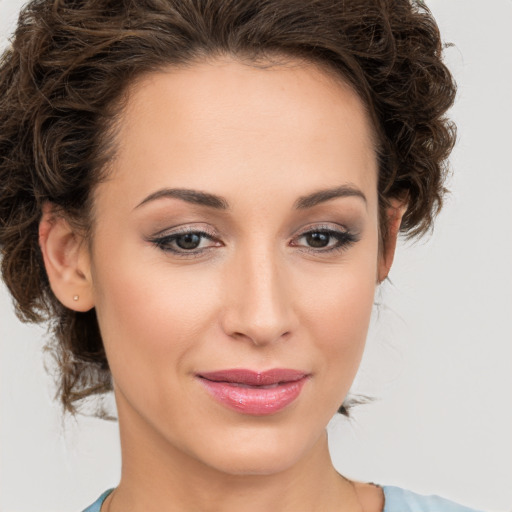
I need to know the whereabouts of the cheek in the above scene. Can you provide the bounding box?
[90,244,224,400]
[307,273,375,360]
[294,249,378,406]
[299,236,377,340]
[312,292,373,419]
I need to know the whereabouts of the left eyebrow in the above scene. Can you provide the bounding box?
[294,184,367,209]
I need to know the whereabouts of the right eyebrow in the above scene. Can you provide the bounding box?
[134,188,230,211]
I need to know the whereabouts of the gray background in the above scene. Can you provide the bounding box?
[1,0,511,510]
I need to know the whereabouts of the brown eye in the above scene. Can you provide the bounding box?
[292,227,359,254]
[150,229,220,256]
[175,233,201,250]
[305,232,330,248]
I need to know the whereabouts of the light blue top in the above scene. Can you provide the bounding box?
[82,486,484,512]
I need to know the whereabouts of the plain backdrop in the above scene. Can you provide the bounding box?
[1,0,511,510]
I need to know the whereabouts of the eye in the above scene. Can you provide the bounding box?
[303,231,332,248]
[291,226,359,253]
[174,232,203,250]
[149,228,221,256]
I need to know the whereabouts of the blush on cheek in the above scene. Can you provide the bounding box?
[93,257,221,386]
[306,271,375,382]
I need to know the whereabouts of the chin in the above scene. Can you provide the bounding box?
[205,449,303,477]
[192,422,324,477]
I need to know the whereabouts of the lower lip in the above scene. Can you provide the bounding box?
[198,377,309,415]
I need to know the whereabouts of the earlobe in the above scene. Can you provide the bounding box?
[38,203,94,312]
[377,198,407,283]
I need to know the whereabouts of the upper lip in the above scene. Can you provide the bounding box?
[197,369,308,386]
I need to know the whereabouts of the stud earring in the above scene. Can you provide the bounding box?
[73,295,79,301]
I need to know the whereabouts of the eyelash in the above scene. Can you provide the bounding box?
[149,225,359,258]
[291,226,359,255]
[149,228,219,259]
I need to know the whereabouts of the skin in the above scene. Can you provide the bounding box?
[40,57,404,512]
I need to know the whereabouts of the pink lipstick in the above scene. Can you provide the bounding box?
[197,369,309,415]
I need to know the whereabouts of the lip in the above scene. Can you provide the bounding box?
[197,369,310,415]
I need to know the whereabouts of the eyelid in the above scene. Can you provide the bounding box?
[294,222,350,236]
[150,222,218,239]
[147,224,222,258]
[147,222,359,258]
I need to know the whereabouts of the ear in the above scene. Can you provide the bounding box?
[377,198,407,283]
[38,203,94,312]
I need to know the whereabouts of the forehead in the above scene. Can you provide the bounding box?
[99,57,378,212]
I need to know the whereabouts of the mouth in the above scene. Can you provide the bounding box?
[196,369,310,415]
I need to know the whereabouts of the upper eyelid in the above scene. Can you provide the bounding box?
[151,224,218,238]
[154,225,346,237]
[293,223,350,236]
[150,222,352,240]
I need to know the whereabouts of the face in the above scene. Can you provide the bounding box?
[87,57,384,476]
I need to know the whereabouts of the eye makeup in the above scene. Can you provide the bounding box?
[146,221,360,260]
[290,223,360,256]
[147,225,222,259]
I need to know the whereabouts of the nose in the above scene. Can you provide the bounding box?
[220,246,294,347]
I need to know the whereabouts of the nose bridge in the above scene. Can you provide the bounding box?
[222,241,292,345]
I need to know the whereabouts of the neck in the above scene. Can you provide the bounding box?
[108,401,361,512]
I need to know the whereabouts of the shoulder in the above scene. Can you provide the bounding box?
[81,489,114,512]
[381,486,485,512]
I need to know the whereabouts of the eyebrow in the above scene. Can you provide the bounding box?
[135,188,229,210]
[294,185,367,209]
[135,184,367,211]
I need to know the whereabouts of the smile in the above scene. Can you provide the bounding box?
[197,369,310,415]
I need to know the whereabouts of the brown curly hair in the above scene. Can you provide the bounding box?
[0,0,456,416]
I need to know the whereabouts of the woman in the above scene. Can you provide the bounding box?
[0,0,497,511]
